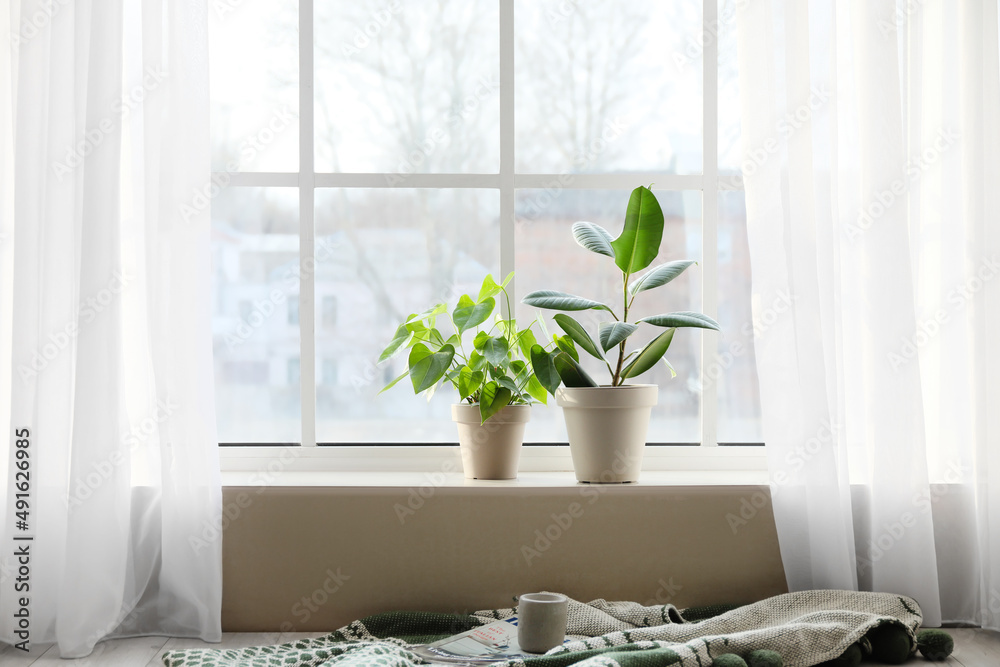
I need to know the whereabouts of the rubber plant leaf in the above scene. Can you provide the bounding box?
[611,185,664,274]
[622,329,674,379]
[554,313,604,360]
[571,221,616,258]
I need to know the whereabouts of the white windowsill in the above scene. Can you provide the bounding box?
[219,445,769,487]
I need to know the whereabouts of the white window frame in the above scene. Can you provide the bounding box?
[217,0,764,472]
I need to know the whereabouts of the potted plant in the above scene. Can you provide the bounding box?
[522,185,721,483]
[379,273,553,479]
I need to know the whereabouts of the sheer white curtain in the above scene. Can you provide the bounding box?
[1,0,222,657]
[736,0,1000,629]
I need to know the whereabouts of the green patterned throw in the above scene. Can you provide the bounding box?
[162,590,927,667]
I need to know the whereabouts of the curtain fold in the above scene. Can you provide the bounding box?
[1,0,221,657]
[736,0,1000,628]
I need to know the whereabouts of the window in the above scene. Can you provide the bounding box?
[208,0,762,448]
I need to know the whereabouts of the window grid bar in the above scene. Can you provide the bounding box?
[701,0,720,448]
[299,0,317,447]
[499,0,516,310]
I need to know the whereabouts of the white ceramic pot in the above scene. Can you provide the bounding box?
[555,385,658,483]
[452,404,531,480]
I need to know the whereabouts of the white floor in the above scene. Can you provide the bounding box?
[0,628,997,665]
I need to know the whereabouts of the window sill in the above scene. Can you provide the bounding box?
[219,444,768,485]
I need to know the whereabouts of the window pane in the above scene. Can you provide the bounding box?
[314,1,500,173]
[718,0,743,182]
[514,189,703,443]
[211,187,301,442]
[209,1,298,173]
[716,191,763,443]
[514,0,703,174]
[315,189,501,442]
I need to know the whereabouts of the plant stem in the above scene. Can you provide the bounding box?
[612,270,630,386]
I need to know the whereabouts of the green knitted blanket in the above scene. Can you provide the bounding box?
[161,591,924,667]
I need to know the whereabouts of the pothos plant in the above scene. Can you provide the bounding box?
[378,273,558,424]
[522,185,721,390]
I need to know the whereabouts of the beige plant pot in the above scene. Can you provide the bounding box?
[452,404,531,480]
[555,384,658,483]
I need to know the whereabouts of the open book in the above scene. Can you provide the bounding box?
[411,616,569,665]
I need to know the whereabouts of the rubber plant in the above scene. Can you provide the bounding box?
[522,185,721,390]
[379,272,555,424]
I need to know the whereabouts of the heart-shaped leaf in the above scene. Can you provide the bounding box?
[639,311,721,331]
[473,331,491,350]
[453,295,495,333]
[611,186,664,275]
[530,345,561,395]
[458,366,484,400]
[629,260,696,295]
[522,290,613,313]
[553,351,598,388]
[409,344,455,393]
[514,328,539,360]
[479,381,513,424]
[469,350,486,371]
[477,272,513,303]
[378,324,410,363]
[622,329,674,379]
[483,336,509,366]
[554,313,604,360]
[526,374,548,404]
[572,221,616,258]
[599,322,639,352]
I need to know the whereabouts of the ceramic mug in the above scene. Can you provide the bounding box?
[517,592,568,654]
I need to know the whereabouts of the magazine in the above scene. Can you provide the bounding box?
[411,616,568,665]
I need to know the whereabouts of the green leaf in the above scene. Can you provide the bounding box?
[639,311,721,331]
[662,356,677,378]
[458,367,485,400]
[497,376,519,395]
[514,328,539,360]
[530,345,561,395]
[378,324,410,363]
[611,186,664,274]
[629,260,696,295]
[553,351,599,388]
[554,334,579,362]
[469,350,486,371]
[622,329,674,379]
[599,322,639,352]
[483,336,509,366]
[553,313,604,360]
[473,331,491,350]
[522,290,613,313]
[509,359,528,381]
[377,370,410,395]
[405,303,447,324]
[526,374,548,404]
[477,272,513,303]
[408,343,431,366]
[479,381,513,424]
[571,221,616,258]
[409,344,455,393]
[453,295,495,333]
